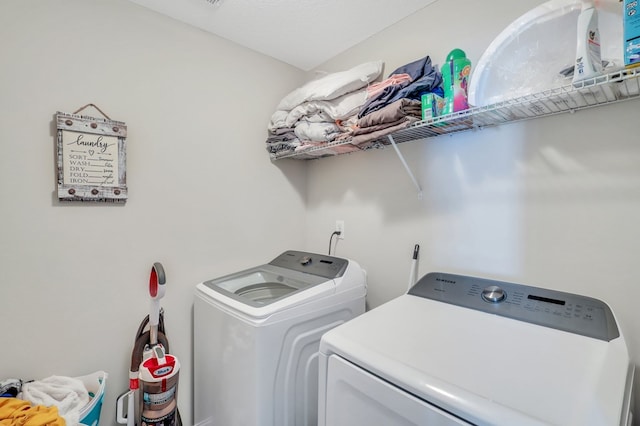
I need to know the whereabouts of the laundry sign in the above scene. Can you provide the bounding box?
[62,131,119,186]
[56,105,127,202]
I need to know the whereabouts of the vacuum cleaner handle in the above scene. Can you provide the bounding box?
[149,262,166,346]
[149,262,166,299]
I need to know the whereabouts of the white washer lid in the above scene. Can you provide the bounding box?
[196,251,366,320]
[320,294,632,426]
[195,267,336,320]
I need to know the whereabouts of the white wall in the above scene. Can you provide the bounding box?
[0,1,307,425]
[305,0,640,419]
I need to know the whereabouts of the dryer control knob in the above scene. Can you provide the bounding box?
[482,285,506,303]
[300,256,312,266]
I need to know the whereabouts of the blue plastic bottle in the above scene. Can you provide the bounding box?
[441,49,472,115]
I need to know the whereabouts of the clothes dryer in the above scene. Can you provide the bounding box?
[319,272,634,426]
[194,250,366,426]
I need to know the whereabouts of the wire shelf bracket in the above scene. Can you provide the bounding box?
[388,134,423,199]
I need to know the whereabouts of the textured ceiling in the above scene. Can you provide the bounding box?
[128,0,439,70]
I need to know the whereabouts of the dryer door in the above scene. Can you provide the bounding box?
[322,355,471,426]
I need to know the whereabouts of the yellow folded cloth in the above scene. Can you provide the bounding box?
[0,398,65,426]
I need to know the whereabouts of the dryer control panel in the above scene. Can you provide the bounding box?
[409,272,619,341]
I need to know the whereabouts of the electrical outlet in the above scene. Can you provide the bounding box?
[335,220,345,239]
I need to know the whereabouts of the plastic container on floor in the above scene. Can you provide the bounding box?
[77,371,108,426]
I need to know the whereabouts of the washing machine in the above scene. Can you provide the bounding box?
[194,250,366,426]
[319,272,635,426]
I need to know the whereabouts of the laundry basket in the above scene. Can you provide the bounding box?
[76,371,107,426]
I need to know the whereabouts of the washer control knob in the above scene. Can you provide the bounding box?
[482,285,506,303]
[300,256,312,266]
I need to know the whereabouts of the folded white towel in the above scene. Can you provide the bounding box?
[21,375,90,426]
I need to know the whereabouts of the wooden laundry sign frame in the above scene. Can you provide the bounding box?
[55,104,127,203]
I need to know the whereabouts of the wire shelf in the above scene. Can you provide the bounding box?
[270,67,640,160]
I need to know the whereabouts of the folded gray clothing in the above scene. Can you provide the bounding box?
[270,127,295,136]
[351,116,419,146]
[357,98,422,128]
[351,117,416,136]
[294,121,341,142]
[266,131,297,144]
[266,140,300,154]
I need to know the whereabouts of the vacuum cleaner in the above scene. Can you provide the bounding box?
[116,262,182,426]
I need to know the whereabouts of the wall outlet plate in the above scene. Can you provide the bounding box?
[335,220,345,239]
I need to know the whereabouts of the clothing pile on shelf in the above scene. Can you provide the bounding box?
[266,55,444,159]
[266,60,384,159]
